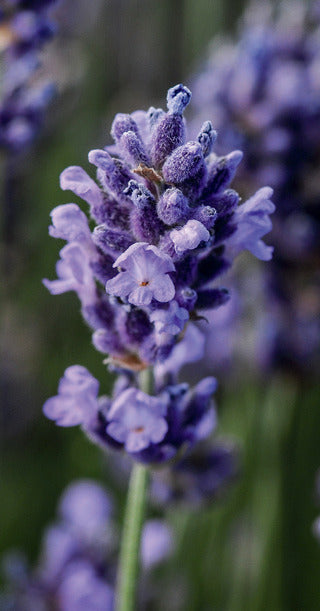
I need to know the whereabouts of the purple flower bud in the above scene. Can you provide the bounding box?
[191,205,217,229]
[92,328,125,356]
[174,255,198,287]
[204,189,239,214]
[118,130,150,167]
[82,297,115,330]
[57,562,114,611]
[151,442,238,506]
[197,120,217,157]
[117,308,153,345]
[150,301,189,335]
[92,224,133,257]
[196,288,230,310]
[170,219,210,255]
[110,113,140,141]
[162,141,205,184]
[157,188,189,225]
[176,287,198,311]
[204,150,243,194]
[130,206,165,244]
[124,180,155,208]
[95,194,131,231]
[166,84,192,115]
[88,149,133,204]
[182,377,217,443]
[148,106,166,128]
[150,114,186,169]
[125,180,164,242]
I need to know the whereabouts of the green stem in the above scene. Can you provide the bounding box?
[115,368,152,611]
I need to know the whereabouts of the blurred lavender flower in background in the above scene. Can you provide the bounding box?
[0,479,173,610]
[151,441,238,507]
[190,1,320,376]
[0,0,58,151]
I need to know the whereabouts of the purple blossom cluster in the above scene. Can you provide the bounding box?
[191,2,320,373]
[0,0,57,151]
[0,480,173,610]
[43,84,274,464]
[44,365,217,464]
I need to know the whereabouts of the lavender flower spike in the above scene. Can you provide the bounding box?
[106,242,175,306]
[44,83,274,465]
[0,0,58,151]
[39,80,277,611]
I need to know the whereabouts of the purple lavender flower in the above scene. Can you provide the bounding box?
[0,479,173,610]
[45,84,274,375]
[106,388,168,453]
[57,561,114,611]
[58,480,113,541]
[43,364,218,464]
[106,243,175,306]
[48,203,95,245]
[0,0,57,151]
[43,366,99,427]
[226,187,275,261]
[1,480,115,610]
[43,243,98,305]
[170,219,210,255]
[44,83,274,464]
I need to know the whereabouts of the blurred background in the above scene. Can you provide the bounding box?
[1,1,320,609]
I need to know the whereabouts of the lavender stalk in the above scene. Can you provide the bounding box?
[116,463,149,611]
[116,368,152,611]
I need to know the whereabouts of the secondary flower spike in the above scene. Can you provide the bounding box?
[0,480,173,609]
[44,84,274,464]
[0,0,57,151]
[191,1,320,374]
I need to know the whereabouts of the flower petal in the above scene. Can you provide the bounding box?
[105,272,136,298]
[128,285,153,306]
[151,274,175,303]
[60,166,103,208]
